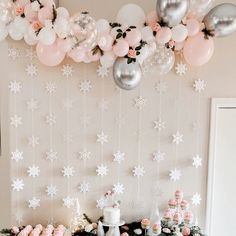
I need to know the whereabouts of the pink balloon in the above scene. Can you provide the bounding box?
[57,38,72,53]
[186,19,200,37]
[38,6,53,25]
[183,32,214,66]
[16,0,30,7]
[156,27,172,44]
[113,39,129,57]
[68,47,86,63]
[24,4,38,22]
[125,28,142,47]
[146,11,158,25]
[36,40,66,66]
[88,50,101,62]
[175,41,185,51]
[98,34,114,52]
[40,0,55,7]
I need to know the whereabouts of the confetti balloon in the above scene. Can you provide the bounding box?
[70,12,97,51]
[113,58,142,90]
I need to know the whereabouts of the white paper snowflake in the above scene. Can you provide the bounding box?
[46,184,58,198]
[79,181,90,193]
[113,151,125,164]
[155,80,167,94]
[154,119,166,131]
[27,98,39,111]
[27,165,40,178]
[97,65,109,78]
[169,168,182,182]
[46,149,58,162]
[45,82,56,94]
[9,80,22,94]
[175,62,187,76]
[62,166,75,178]
[63,134,73,143]
[78,149,91,161]
[25,48,36,61]
[62,98,74,111]
[115,115,126,127]
[98,99,109,112]
[192,121,199,131]
[45,113,56,126]
[193,79,206,93]
[113,183,125,195]
[96,197,108,209]
[79,80,92,93]
[61,64,73,78]
[96,164,108,176]
[97,131,108,145]
[62,196,74,208]
[15,211,23,225]
[133,165,145,177]
[153,151,165,162]
[11,149,23,162]
[8,47,20,60]
[134,96,147,110]
[172,132,184,145]
[80,114,91,127]
[28,197,40,210]
[28,135,39,148]
[192,155,202,168]
[10,115,22,128]
[191,193,202,206]
[26,63,38,77]
[12,179,24,192]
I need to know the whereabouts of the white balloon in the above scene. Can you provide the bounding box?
[137,45,149,65]
[56,7,70,19]
[0,23,8,41]
[14,16,29,34]
[141,26,155,42]
[31,1,40,11]
[96,19,111,35]
[100,51,116,68]
[8,23,24,40]
[38,27,56,45]
[116,4,146,28]
[171,24,188,43]
[24,27,38,45]
[54,17,70,38]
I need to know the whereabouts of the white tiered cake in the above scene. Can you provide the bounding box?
[103,207,121,225]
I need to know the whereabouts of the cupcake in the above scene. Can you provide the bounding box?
[141,219,151,229]
[168,199,177,209]
[175,190,183,202]
[152,223,161,235]
[163,209,172,222]
[184,211,193,224]
[173,212,182,224]
[180,200,189,210]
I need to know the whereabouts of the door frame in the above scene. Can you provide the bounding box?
[206,98,236,235]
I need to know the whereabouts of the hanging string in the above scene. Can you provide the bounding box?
[117,89,122,183]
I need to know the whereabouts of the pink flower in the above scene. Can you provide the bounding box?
[168,40,175,49]
[149,22,161,32]
[128,49,137,58]
[32,21,43,31]
[121,233,129,236]
[182,227,191,236]
[162,228,171,234]
[15,6,24,16]
[12,227,20,234]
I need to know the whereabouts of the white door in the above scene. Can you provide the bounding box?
[207,99,236,235]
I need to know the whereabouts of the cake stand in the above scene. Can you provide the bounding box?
[102,220,125,236]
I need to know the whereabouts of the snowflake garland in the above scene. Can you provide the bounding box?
[61,64,73,78]
[8,47,20,60]
[96,164,108,177]
[12,179,24,192]
[172,132,184,145]
[27,165,40,178]
[45,113,56,126]
[134,96,147,110]
[28,197,40,210]
[113,183,125,195]
[133,165,145,177]
[62,166,75,178]
[11,149,23,162]
[62,98,74,111]
[46,184,58,198]
[46,149,58,162]
[152,151,165,163]
[45,82,56,94]
[97,65,110,78]
[155,80,167,94]
[78,149,92,161]
[25,63,38,77]
[9,80,22,94]
[10,115,22,128]
[98,99,109,112]
[79,181,90,194]
[97,131,108,145]
[169,168,182,182]
[28,135,39,148]
[175,62,188,76]
[192,155,202,168]
[191,193,202,206]
[79,80,92,93]
[193,79,206,93]
[154,119,166,131]
[27,98,39,111]
[113,151,125,164]
[62,196,74,208]
[96,197,108,209]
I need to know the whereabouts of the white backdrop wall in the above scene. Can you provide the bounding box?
[0,0,236,229]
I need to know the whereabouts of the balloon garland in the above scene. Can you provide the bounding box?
[0,0,236,90]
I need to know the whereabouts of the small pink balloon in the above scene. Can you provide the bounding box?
[36,40,66,66]
[186,19,200,37]
[38,6,53,25]
[16,0,30,7]
[88,50,101,62]
[175,41,185,51]
[24,4,38,22]
[183,32,214,66]
[113,39,129,57]
[146,11,158,25]
[156,27,172,45]
[57,38,72,53]
[98,34,114,52]
[68,47,86,63]
[40,0,55,7]
[125,28,142,47]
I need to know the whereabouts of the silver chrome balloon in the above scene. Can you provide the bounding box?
[156,0,190,27]
[203,3,236,37]
[113,58,142,91]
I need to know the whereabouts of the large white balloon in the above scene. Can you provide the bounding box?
[24,27,38,45]
[54,17,70,38]
[96,19,111,35]
[8,23,24,40]
[116,4,146,28]
[56,7,70,19]
[0,23,8,41]
[171,24,188,43]
[13,16,29,34]
[141,26,155,42]
[38,27,56,45]
[100,51,116,68]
